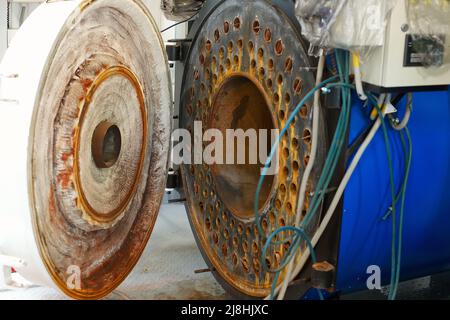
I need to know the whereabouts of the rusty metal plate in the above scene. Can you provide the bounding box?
[0,0,172,299]
[180,0,327,298]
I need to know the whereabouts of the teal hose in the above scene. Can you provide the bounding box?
[263,226,322,300]
[367,93,414,300]
[257,49,410,301]
[254,74,339,238]
[302,50,352,228]
[368,94,397,300]
[261,50,352,300]
[391,127,412,299]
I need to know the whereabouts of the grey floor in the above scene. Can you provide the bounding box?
[344,272,450,300]
[1,203,450,300]
[0,204,227,300]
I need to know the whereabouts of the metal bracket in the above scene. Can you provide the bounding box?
[166,169,182,191]
[166,39,192,62]
[311,261,336,290]
[166,44,183,62]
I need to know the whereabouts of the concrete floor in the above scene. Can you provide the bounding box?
[0,204,227,300]
[2,203,450,300]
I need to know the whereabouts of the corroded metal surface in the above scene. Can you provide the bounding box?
[24,0,171,299]
[72,66,148,225]
[209,74,275,220]
[180,0,327,297]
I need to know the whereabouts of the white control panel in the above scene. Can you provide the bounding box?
[361,0,450,91]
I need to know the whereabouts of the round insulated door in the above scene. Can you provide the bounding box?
[179,0,327,298]
[0,0,172,299]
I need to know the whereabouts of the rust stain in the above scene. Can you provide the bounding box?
[57,168,73,189]
[48,187,56,216]
[313,261,335,272]
[96,64,109,75]
[80,78,93,93]
[61,149,73,162]
[58,148,74,189]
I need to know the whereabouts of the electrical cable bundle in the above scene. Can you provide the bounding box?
[254,49,352,300]
[369,93,413,300]
[254,49,413,300]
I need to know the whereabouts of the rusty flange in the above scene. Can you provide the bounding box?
[180,0,327,298]
[2,0,173,299]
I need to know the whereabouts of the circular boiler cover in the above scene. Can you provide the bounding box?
[179,0,327,298]
[0,0,171,299]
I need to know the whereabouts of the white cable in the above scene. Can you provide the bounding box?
[269,111,384,300]
[352,53,368,101]
[391,93,412,131]
[276,51,326,300]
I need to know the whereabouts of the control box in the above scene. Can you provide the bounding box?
[360,0,450,91]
